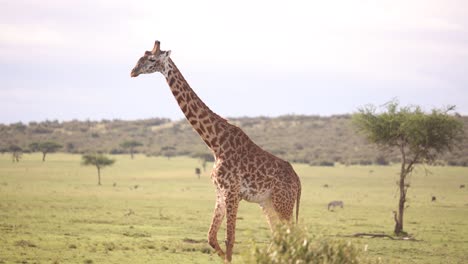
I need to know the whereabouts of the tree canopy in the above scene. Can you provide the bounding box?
[32,141,63,161]
[9,144,23,162]
[353,103,464,164]
[120,140,143,159]
[82,153,115,185]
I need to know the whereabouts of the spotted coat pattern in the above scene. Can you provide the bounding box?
[131,41,302,263]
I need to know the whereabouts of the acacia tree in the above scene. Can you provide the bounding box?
[82,153,115,185]
[29,142,40,152]
[160,146,176,160]
[120,140,143,159]
[192,152,215,171]
[353,102,464,235]
[9,145,23,162]
[30,141,62,161]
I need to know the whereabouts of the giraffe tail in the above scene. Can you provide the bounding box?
[295,181,301,224]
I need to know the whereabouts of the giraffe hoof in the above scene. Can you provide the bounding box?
[217,250,226,258]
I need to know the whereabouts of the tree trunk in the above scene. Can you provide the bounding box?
[42,152,46,162]
[394,176,405,235]
[97,166,101,185]
[394,150,408,235]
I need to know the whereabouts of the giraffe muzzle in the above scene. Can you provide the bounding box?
[130,69,139,77]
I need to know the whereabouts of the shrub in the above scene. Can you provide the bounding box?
[319,161,335,167]
[359,160,373,166]
[246,225,380,264]
[447,159,468,167]
[110,148,125,155]
[374,155,389,166]
[309,160,335,167]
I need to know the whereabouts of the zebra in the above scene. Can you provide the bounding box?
[328,200,344,211]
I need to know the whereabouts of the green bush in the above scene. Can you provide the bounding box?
[246,225,380,264]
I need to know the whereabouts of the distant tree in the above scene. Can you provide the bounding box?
[32,141,62,162]
[66,142,75,153]
[192,152,214,171]
[28,142,40,152]
[9,145,23,162]
[11,122,27,133]
[120,140,143,159]
[202,160,207,172]
[161,146,176,160]
[353,101,464,235]
[81,153,115,185]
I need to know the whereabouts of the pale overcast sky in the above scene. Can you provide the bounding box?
[1,0,467,124]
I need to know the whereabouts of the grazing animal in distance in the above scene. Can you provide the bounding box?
[130,41,302,263]
[460,184,465,189]
[431,196,437,202]
[328,200,344,211]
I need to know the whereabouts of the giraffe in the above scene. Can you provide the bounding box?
[131,41,301,263]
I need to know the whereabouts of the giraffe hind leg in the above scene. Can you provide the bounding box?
[260,198,280,232]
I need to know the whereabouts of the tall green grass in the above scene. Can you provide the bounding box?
[0,153,467,263]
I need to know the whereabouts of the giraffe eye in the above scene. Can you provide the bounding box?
[148,58,156,62]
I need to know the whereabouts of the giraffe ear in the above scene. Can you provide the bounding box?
[151,41,161,55]
[165,50,172,57]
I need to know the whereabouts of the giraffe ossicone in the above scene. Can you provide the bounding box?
[131,40,302,263]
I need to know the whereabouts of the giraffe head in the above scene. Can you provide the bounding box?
[131,41,171,77]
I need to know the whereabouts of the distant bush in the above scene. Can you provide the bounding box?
[31,126,53,134]
[191,152,215,162]
[374,155,389,166]
[319,161,335,167]
[65,142,75,153]
[110,148,125,155]
[11,122,27,132]
[246,225,380,264]
[310,160,335,167]
[447,159,468,167]
[432,160,447,166]
[359,160,373,166]
[291,158,310,164]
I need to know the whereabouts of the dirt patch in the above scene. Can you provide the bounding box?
[182,238,206,244]
[15,240,37,248]
[123,231,151,238]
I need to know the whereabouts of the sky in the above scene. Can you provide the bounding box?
[1,0,467,124]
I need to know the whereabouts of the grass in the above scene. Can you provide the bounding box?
[0,153,467,263]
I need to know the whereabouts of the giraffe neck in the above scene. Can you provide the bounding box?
[163,58,227,155]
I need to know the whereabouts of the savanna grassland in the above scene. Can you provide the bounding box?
[1,153,467,263]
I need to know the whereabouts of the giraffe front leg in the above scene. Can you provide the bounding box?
[208,191,226,258]
[224,194,240,263]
